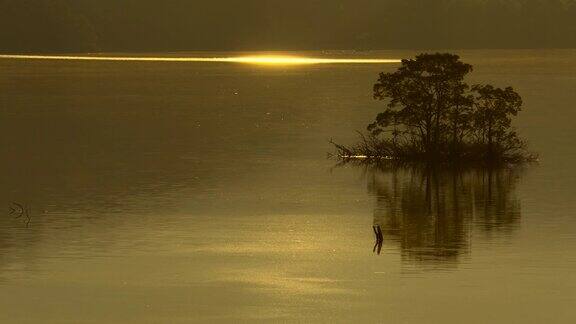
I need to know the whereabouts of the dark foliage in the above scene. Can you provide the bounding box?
[333,53,536,164]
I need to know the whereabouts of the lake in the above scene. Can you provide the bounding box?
[1,50,575,323]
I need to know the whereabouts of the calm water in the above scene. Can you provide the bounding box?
[1,50,575,323]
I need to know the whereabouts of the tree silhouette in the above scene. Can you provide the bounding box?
[471,84,523,159]
[336,52,534,163]
[370,53,473,157]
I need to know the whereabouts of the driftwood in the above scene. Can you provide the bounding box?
[373,225,383,255]
[9,202,31,227]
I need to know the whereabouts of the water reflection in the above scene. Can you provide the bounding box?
[365,164,523,265]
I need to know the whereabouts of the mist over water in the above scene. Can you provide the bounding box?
[1,50,575,323]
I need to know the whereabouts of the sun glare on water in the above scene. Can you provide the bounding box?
[0,54,400,65]
[230,55,399,65]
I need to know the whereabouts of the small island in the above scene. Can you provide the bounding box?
[332,53,536,165]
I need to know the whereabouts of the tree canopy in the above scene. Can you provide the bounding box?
[335,53,534,163]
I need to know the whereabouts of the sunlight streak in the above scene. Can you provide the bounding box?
[0,54,401,65]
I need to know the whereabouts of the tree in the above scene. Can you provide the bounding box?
[471,84,523,159]
[335,52,534,163]
[447,83,474,155]
[370,53,473,156]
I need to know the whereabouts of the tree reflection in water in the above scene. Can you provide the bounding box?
[365,163,523,266]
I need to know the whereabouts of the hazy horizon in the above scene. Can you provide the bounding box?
[1,0,576,53]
